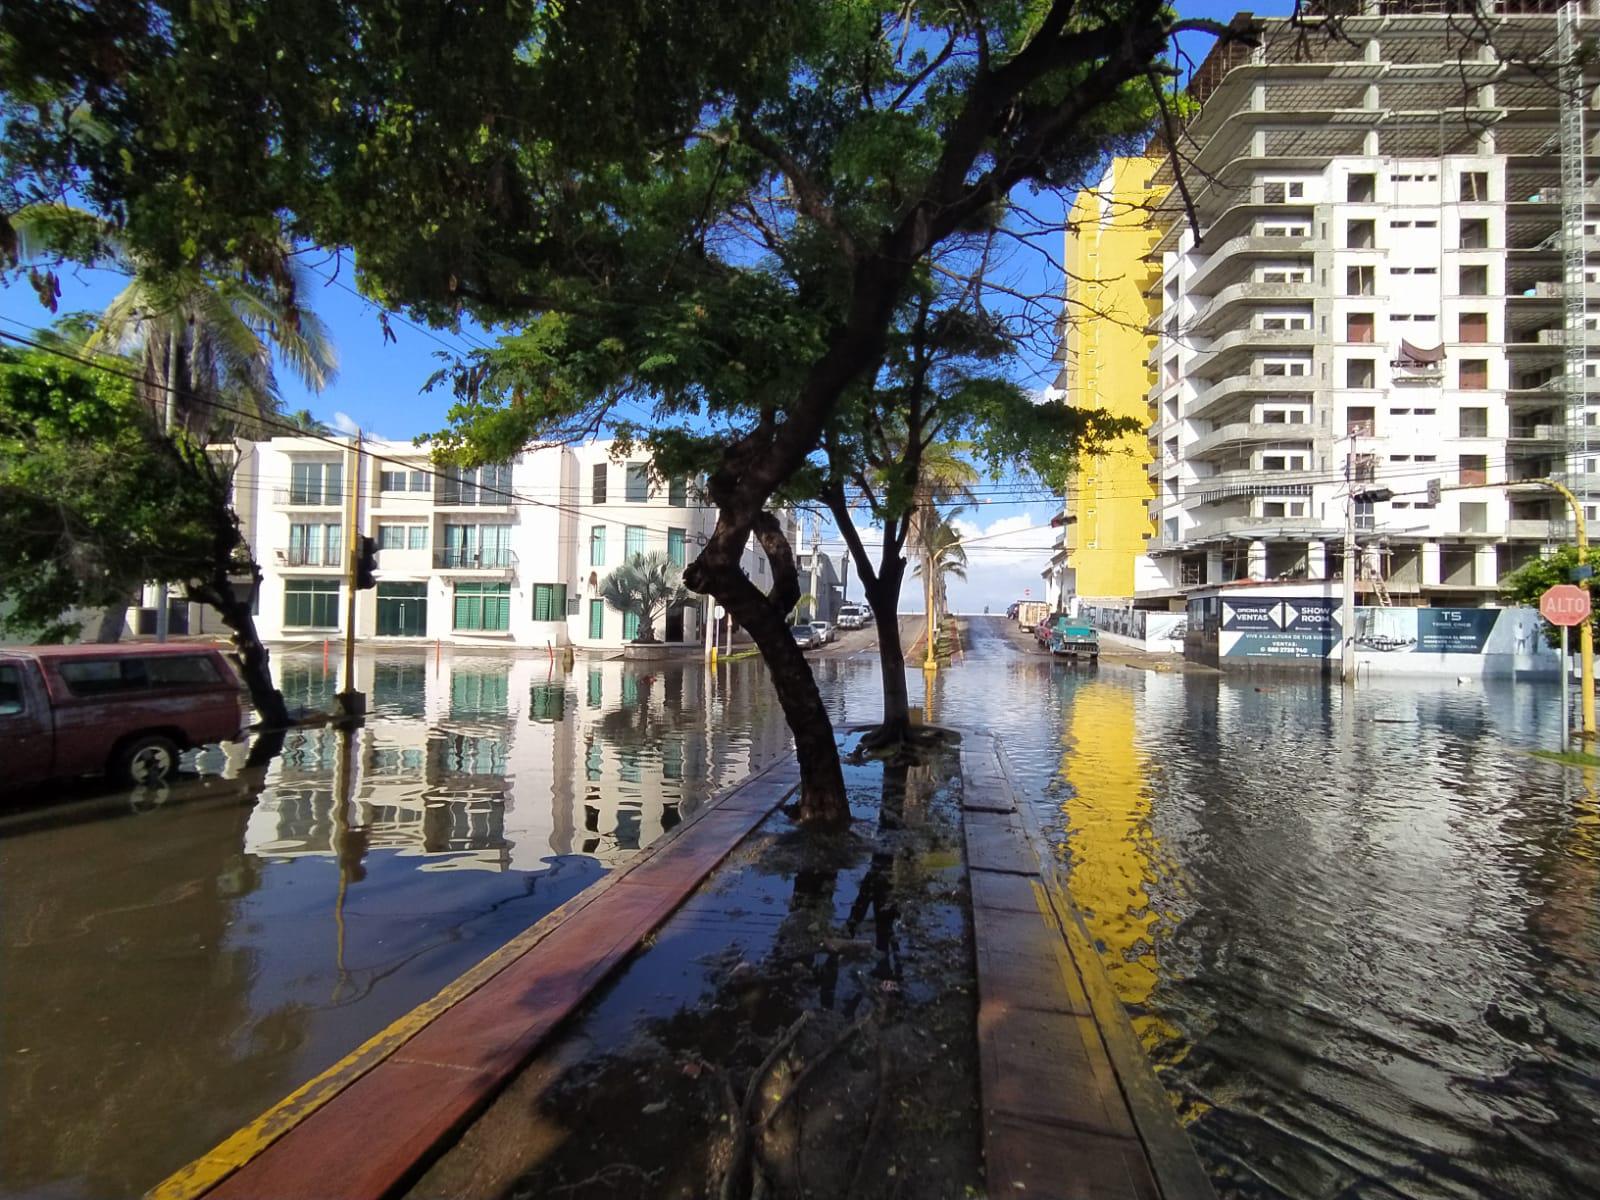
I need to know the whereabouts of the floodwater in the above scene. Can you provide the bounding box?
[2,626,1597,1199]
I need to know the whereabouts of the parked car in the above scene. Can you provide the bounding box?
[0,644,247,791]
[1006,602,1020,621]
[1035,617,1053,646]
[1048,619,1100,663]
[809,620,833,645]
[790,623,818,649]
[836,603,867,630]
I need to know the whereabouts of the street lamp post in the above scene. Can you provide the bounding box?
[922,541,960,672]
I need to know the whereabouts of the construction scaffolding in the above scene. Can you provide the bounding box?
[1559,1,1597,529]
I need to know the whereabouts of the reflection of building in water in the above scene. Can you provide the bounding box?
[246,651,790,872]
[1058,676,1178,1051]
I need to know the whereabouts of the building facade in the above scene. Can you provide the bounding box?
[1138,2,1599,607]
[239,436,780,649]
[1045,157,1170,611]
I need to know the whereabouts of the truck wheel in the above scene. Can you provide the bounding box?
[112,734,181,787]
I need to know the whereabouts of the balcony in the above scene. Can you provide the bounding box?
[1507,423,1566,445]
[1182,469,1315,509]
[1182,515,1327,543]
[274,545,343,569]
[1189,326,1317,380]
[1187,280,1325,337]
[1506,518,1559,539]
[434,548,518,573]
[273,487,343,509]
[433,490,515,511]
[1184,234,1321,296]
[1187,422,1320,460]
[1189,373,1316,421]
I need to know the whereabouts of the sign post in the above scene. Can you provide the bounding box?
[1541,584,1592,748]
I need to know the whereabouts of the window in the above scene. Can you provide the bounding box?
[1262,359,1310,378]
[1346,265,1375,296]
[1348,173,1375,202]
[438,463,511,506]
[1459,265,1489,296]
[1347,406,1376,435]
[441,523,511,569]
[289,460,342,505]
[1347,359,1376,389]
[1460,359,1489,389]
[0,664,23,716]
[1346,219,1375,249]
[590,525,607,566]
[376,581,428,637]
[377,524,409,550]
[410,470,429,492]
[1459,454,1488,486]
[1262,502,1287,518]
[588,599,605,640]
[532,582,568,622]
[592,462,608,504]
[453,582,511,632]
[409,526,426,550]
[668,476,688,507]
[623,611,641,641]
[1460,171,1489,202]
[286,522,341,567]
[285,579,341,628]
[625,462,649,502]
[380,470,408,492]
[1459,408,1489,437]
[1459,501,1488,533]
[1416,220,1437,230]
[1261,454,1306,471]
[668,527,687,567]
[1459,218,1489,249]
[1458,312,1489,344]
[625,525,647,560]
[1347,313,1375,343]
[1287,181,1304,199]
[1260,315,1309,331]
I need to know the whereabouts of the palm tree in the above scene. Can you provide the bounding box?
[600,552,691,644]
[12,204,338,438]
[283,408,333,435]
[912,512,968,624]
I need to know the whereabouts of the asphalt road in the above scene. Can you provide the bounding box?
[806,613,927,660]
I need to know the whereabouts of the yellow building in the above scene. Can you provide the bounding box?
[1050,157,1165,604]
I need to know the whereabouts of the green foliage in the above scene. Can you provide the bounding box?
[1500,547,1598,647]
[0,347,223,640]
[600,552,691,643]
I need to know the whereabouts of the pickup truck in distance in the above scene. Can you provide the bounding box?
[0,644,247,791]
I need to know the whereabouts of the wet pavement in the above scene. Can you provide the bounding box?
[3,623,1598,1199]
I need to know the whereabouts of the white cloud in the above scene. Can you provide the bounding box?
[330,411,361,436]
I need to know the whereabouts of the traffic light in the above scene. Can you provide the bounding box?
[1426,478,1442,506]
[355,536,378,590]
[1352,487,1394,504]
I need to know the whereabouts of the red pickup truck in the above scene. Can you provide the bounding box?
[0,644,246,790]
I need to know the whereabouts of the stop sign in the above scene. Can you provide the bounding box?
[1540,583,1592,626]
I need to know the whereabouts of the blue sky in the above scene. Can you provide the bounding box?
[0,1,1290,610]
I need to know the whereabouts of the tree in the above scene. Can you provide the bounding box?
[601,552,691,645]
[818,283,1135,743]
[913,512,969,624]
[0,1,1242,827]
[0,345,290,726]
[1501,548,1596,648]
[283,408,333,435]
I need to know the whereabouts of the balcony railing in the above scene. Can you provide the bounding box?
[276,545,343,568]
[434,548,517,570]
[274,487,343,507]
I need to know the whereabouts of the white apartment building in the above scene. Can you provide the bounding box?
[235,436,782,649]
[1143,2,1599,604]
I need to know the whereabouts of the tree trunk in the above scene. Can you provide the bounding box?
[191,570,289,728]
[861,569,911,744]
[687,519,848,830]
[92,590,136,643]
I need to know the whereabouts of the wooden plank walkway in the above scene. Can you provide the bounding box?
[960,732,1214,1200]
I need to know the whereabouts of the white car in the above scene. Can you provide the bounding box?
[836,604,867,630]
[809,620,833,645]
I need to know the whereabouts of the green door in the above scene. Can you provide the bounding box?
[588,599,605,639]
[376,582,428,636]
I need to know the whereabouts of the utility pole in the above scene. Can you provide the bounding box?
[155,333,178,642]
[335,433,366,719]
[1341,438,1358,685]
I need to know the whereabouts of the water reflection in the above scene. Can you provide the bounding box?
[0,648,793,1200]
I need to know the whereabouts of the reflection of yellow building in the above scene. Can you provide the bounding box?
[1053,158,1165,603]
[1059,679,1168,1049]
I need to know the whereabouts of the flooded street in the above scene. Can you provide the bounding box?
[3,625,1598,1199]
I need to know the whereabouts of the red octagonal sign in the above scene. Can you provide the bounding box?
[1540,583,1592,627]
